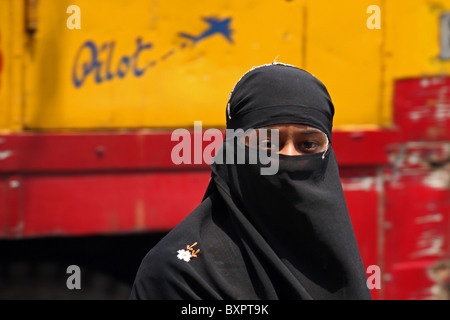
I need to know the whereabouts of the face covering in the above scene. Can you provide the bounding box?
[130,63,372,300]
[211,63,370,299]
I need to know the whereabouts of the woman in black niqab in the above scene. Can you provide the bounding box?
[130,63,372,300]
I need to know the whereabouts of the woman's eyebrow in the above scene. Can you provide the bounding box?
[300,129,323,135]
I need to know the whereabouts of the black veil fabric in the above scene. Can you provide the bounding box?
[130,63,372,300]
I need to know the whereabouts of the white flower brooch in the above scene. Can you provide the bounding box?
[177,242,200,262]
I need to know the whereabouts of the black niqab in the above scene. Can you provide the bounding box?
[130,63,372,300]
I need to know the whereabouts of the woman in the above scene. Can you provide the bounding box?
[130,63,371,300]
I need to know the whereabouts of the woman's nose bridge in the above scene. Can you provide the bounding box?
[280,138,301,156]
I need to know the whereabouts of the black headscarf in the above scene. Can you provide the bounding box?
[130,63,372,300]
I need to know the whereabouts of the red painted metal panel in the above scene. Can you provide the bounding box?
[4,175,23,238]
[0,132,192,172]
[333,130,398,166]
[0,129,396,239]
[1,170,210,238]
[394,76,450,142]
[0,176,7,235]
[339,77,450,300]
[382,76,450,300]
[0,129,394,277]
[384,172,450,299]
[341,173,380,300]
[0,130,397,174]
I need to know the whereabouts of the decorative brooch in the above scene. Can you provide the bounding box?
[177,242,200,262]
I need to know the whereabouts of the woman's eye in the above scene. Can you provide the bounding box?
[301,141,319,151]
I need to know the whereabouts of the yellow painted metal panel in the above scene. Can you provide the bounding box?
[0,0,25,132]
[1,0,449,131]
[0,0,9,131]
[23,0,304,130]
[385,0,450,79]
[305,0,385,127]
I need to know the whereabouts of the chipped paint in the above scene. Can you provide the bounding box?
[0,150,12,160]
[411,231,446,258]
[341,177,376,191]
[423,144,450,189]
[427,259,450,300]
[423,166,450,189]
[415,213,444,224]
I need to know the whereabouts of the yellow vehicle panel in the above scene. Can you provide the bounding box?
[23,0,304,130]
[1,0,450,132]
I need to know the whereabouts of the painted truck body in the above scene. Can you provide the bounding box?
[0,0,449,299]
